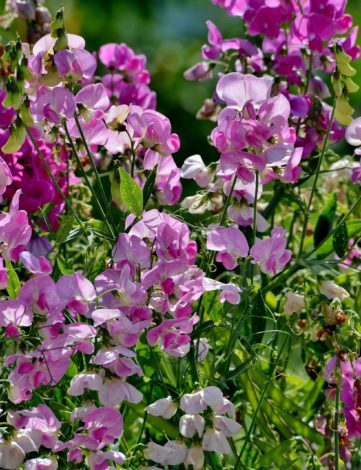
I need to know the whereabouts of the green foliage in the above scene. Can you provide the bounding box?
[119,168,143,217]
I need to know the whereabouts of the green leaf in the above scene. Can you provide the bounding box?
[333,221,348,258]
[316,219,361,258]
[56,256,75,275]
[56,213,76,244]
[65,359,78,378]
[5,259,20,298]
[314,193,337,247]
[2,124,25,153]
[143,165,157,209]
[258,438,297,467]
[250,291,268,344]
[119,168,143,217]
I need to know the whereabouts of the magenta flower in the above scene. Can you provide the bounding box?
[250,227,292,275]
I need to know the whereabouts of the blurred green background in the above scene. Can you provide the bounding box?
[1,0,361,168]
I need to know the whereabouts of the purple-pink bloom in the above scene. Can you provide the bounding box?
[250,227,292,275]
[31,86,76,125]
[207,226,249,269]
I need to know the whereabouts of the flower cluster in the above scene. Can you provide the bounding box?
[144,387,241,469]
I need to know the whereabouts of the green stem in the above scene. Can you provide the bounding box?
[25,126,82,225]
[298,100,336,259]
[250,171,259,286]
[63,120,115,238]
[74,114,116,232]
[234,328,290,469]
[219,172,238,227]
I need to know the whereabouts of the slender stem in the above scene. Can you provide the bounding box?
[334,358,340,470]
[298,100,336,259]
[219,173,238,227]
[250,171,259,286]
[234,332,290,469]
[25,126,82,225]
[125,128,137,178]
[74,114,116,231]
[63,120,115,238]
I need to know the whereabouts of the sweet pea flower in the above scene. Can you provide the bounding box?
[30,86,76,125]
[319,280,350,301]
[85,450,125,470]
[56,271,96,315]
[145,441,188,466]
[0,299,32,337]
[250,227,292,275]
[346,117,361,155]
[0,438,25,469]
[146,396,178,419]
[0,155,12,202]
[202,277,241,304]
[181,154,212,188]
[202,428,231,454]
[20,251,52,275]
[216,72,273,110]
[8,404,61,449]
[180,386,224,414]
[0,190,32,262]
[127,108,180,168]
[207,226,249,269]
[54,48,96,82]
[284,291,305,314]
[25,457,58,470]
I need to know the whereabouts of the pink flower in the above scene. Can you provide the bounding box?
[0,299,32,338]
[57,272,96,315]
[127,108,180,166]
[31,86,76,125]
[0,190,32,262]
[250,227,292,275]
[8,404,61,449]
[207,226,249,269]
[216,72,273,110]
[0,156,12,202]
[20,251,52,275]
[54,48,96,82]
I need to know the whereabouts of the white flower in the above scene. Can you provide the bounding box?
[320,280,350,301]
[144,441,187,466]
[0,440,25,469]
[146,396,178,419]
[163,441,188,465]
[14,429,41,453]
[181,155,211,188]
[180,386,223,414]
[25,457,58,470]
[213,415,241,437]
[184,445,205,470]
[202,428,231,454]
[179,413,205,438]
[284,292,305,314]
